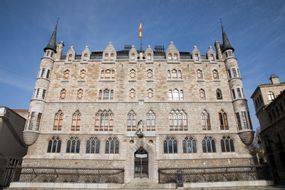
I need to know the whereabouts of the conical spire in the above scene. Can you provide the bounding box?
[44,21,58,53]
[221,21,234,52]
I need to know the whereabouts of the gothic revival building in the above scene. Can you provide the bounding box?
[16,24,258,187]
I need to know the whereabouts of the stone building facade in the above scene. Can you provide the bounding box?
[251,75,285,182]
[20,24,255,184]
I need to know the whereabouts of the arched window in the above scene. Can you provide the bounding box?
[199,89,206,100]
[53,110,63,131]
[164,137,177,154]
[168,89,183,101]
[80,69,86,79]
[60,89,66,99]
[66,136,80,153]
[83,53,88,61]
[201,110,211,130]
[127,110,136,131]
[147,69,153,79]
[202,136,216,153]
[221,136,235,152]
[146,110,155,131]
[99,88,114,100]
[219,110,229,130]
[183,137,197,153]
[101,69,115,79]
[130,69,136,79]
[95,110,113,131]
[197,69,203,80]
[146,53,152,61]
[129,89,136,99]
[77,89,83,99]
[168,69,182,79]
[47,136,61,153]
[169,109,187,131]
[268,91,275,101]
[212,70,219,80]
[64,69,70,79]
[86,137,100,154]
[71,110,81,131]
[216,89,223,100]
[147,88,153,99]
[105,137,119,154]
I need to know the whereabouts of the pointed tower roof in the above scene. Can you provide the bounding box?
[44,21,58,53]
[221,22,234,52]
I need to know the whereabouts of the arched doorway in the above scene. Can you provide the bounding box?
[134,147,148,178]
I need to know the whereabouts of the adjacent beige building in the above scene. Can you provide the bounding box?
[251,75,285,182]
[15,24,258,187]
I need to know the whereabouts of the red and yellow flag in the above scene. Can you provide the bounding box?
[139,23,142,38]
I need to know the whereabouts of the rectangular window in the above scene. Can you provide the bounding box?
[236,113,242,130]
[42,89,46,99]
[237,88,242,98]
[36,113,42,130]
[232,89,236,99]
[228,69,232,79]
[40,68,46,78]
[241,111,248,129]
[35,88,40,98]
[46,69,50,78]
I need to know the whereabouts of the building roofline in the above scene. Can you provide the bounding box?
[251,82,285,98]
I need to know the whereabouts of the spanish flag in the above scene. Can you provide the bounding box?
[139,23,142,38]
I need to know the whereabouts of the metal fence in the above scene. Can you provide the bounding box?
[158,165,272,184]
[6,166,124,184]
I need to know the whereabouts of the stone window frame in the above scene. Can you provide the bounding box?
[129,88,136,99]
[129,69,136,79]
[66,136,80,153]
[219,109,229,130]
[146,110,156,131]
[212,69,219,80]
[202,136,216,153]
[77,89,83,99]
[201,110,211,130]
[216,88,223,100]
[71,110,81,131]
[167,69,182,80]
[147,88,154,99]
[197,69,203,80]
[60,89,66,100]
[53,110,63,131]
[221,136,235,152]
[98,88,114,100]
[86,137,100,154]
[63,69,70,79]
[146,69,153,79]
[168,88,184,101]
[199,88,206,100]
[105,137,119,154]
[164,137,177,154]
[95,109,113,131]
[100,69,115,79]
[168,109,188,131]
[127,110,136,131]
[47,136,61,153]
[183,136,197,153]
[79,69,86,79]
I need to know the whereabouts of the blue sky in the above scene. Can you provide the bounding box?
[1,0,285,129]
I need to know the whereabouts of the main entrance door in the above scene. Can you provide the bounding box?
[134,147,148,178]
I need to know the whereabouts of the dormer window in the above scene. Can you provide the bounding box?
[146,53,152,60]
[173,53,178,60]
[194,54,199,61]
[168,53,172,60]
[209,54,214,61]
[67,54,72,62]
[131,53,136,60]
[83,53,88,61]
[110,53,115,61]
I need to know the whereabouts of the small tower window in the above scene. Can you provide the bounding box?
[216,89,223,100]
[129,89,136,99]
[40,68,46,78]
[77,89,83,99]
[42,89,46,99]
[197,69,203,80]
[80,69,86,79]
[64,69,70,79]
[147,88,153,99]
[60,89,66,99]
[199,89,206,100]
[213,70,219,80]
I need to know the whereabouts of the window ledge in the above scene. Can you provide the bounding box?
[167,79,183,82]
[99,79,115,82]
